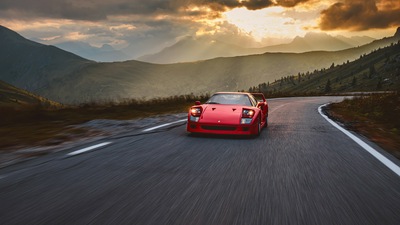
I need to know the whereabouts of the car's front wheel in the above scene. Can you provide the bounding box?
[256,116,261,136]
[264,116,268,128]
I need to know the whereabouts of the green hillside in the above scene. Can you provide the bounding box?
[0,26,93,95]
[0,80,62,108]
[251,41,400,96]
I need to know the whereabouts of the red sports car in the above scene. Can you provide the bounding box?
[187,92,268,136]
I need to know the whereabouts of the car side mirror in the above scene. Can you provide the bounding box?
[257,102,264,109]
[195,101,201,105]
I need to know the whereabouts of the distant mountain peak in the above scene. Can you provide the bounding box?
[100,44,114,51]
[304,32,331,39]
[291,32,335,44]
[0,25,24,41]
[395,27,400,37]
[293,35,302,41]
[0,25,11,32]
[0,25,37,46]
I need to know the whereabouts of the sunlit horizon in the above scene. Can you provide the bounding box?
[0,0,399,54]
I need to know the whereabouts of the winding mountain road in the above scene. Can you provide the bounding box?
[1,96,400,225]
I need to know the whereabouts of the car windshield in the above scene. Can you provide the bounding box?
[206,94,252,106]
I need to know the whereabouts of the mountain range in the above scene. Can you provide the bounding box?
[53,42,130,62]
[35,32,375,63]
[138,33,375,64]
[0,25,399,104]
[31,37,133,62]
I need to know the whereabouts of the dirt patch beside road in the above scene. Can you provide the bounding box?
[325,94,400,159]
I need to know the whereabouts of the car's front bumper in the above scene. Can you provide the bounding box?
[186,120,259,135]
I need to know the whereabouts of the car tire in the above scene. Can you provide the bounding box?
[256,116,261,136]
[264,116,268,128]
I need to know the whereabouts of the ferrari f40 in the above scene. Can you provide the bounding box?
[187,92,268,136]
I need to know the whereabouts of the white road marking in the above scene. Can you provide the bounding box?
[142,119,187,132]
[318,104,400,177]
[67,142,112,156]
[67,119,187,157]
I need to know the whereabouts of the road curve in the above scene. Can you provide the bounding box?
[1,96,400,225]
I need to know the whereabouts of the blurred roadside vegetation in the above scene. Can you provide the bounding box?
[2,85,400,162]
[0,94,210,150]
[326,93,400,159]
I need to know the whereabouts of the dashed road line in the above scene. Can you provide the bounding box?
[67,142,112,157]
[67,119,187,157]
[142,119,187,132]
[319,104,400,177]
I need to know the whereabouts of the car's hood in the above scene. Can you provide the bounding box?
[200,104,242,125]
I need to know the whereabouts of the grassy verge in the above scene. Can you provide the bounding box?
[326,93,400,159]
[0,95,209,150]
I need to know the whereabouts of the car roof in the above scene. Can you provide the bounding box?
[214,92,251,96]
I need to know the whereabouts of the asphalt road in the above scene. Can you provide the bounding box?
[1,96,400,225]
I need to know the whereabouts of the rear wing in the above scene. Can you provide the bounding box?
[251,93,266,103]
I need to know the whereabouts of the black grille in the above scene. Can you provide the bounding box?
[202,125,236,131]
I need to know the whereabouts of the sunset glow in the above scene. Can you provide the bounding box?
[224,7,309,41]
[0,0,398,56]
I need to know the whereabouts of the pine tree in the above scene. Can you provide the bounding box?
[351,77,357,86]
[324,79,332,93]
[369,65,376,78]
[377,79,382,90]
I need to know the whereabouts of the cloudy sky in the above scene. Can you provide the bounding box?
[1,0,399,56]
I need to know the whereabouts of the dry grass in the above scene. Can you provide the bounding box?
[0,95,209,150]
[326,93,400,159]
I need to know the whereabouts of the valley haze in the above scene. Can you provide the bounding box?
[138,34,376,64]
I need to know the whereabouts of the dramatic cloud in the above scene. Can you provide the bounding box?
[275,0,311,8]
[0,0,176,20]
[0,0,397,60]
[319,0,400,31]
[182,0,311,11]
[239,0,275,10]
[0,0,314,21]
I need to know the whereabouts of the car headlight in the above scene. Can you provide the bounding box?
[240,118,253,124]
[241,109,255,124]
[190,116,200,122]
[190,107,202,117]
[190,107,202,122]
[242,109,255,118]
